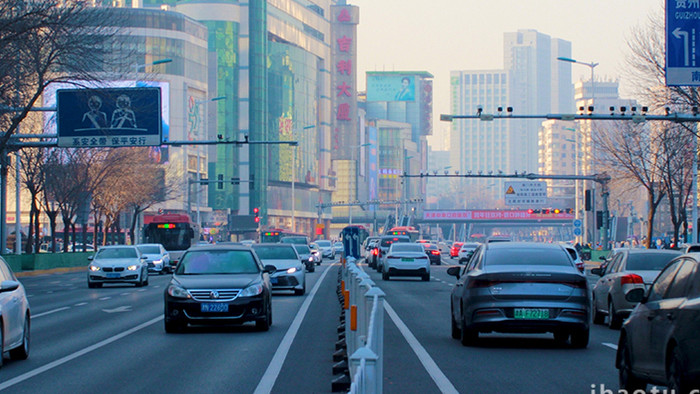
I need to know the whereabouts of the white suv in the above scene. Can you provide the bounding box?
[458,242,480,263]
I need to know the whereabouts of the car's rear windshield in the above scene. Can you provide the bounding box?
[627,253,679,271]
[96,247,137,259]
[294,245,311,254]
[252,245,297,260]
[381,237,409,247]
[391,244,424,253]
[484,248,571,266]
[315,240,331,247]
[424,244,438,250]
[137,246,160,254]
[280,237,308,245]
[177,250,259,275]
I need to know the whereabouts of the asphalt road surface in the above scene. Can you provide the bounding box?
[1,253,633,394]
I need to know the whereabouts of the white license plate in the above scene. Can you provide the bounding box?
[106,273,120,278]
[201,303,228,313]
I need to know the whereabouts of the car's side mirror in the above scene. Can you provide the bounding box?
[625,288,645,303]
[446,266,461,278]
[0,280,20,293]
[141,256,148,260]
[263,265,277,274]
[88,256,93,261]
[591,267,602,276]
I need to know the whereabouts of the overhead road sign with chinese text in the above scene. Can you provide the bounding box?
[56,87,162,147]
[666,0,700,85]
[504,181,547,205]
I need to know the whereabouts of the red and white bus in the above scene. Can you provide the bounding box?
[143,213,198,266]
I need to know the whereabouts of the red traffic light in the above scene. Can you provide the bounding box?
[253,207,259,214]
[254,216,260,223]
[527,209,534,214]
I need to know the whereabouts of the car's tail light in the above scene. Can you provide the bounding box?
[372,249,378,256]
[621,274,644,285]
[431,250,440,255]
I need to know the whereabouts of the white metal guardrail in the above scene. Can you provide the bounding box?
[341,257,385,394]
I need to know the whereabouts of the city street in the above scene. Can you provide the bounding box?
[1,255,630,393]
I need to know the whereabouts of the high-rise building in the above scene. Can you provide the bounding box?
[450,29,572,208]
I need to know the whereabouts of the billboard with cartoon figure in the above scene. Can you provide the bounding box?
[56,87,162,147]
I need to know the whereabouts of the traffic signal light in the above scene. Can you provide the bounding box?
[253,207,260,223]
[553,208,561,214]
[527,209,534,214]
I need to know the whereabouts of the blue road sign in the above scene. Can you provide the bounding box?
[573,228,582,237]
[573,219,582,228]
[666,0,700,85]
[56,87,162,147]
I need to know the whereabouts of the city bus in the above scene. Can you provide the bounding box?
[260,228,309,244]
[143,213,197,267]
[387,226,420,242]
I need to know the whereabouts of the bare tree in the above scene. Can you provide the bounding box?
[0,1,127,146]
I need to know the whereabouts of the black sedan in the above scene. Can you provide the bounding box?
[448,242,590,347]
[164,245,275,333]
[617,253,700,393]
[423,243,442,265]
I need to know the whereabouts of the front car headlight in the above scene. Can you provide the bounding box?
[167,284,191,299]
[152,259,163,265]
[239,283,264,297]
[286,267,298,274]
[89,264,100,272]
[127,265,139,271]
[308,256,314,262]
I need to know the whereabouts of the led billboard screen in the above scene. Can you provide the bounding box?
[367,75,416,102]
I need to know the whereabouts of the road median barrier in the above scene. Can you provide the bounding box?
[3,252,92,277]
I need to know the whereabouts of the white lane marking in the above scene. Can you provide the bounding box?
[603,342,618,350]
[0,316,162,391]
[120,293,130,296]
[254,263,334,394]
[137,289,147,292]
[33,307,70,319]
[384,301,460,394]
[74,302,87,307]
[102,306,132,313]
[99,297,111,301]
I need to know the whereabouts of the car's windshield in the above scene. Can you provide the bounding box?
[485,248,571,266]
[137,245,161,254]
[294,245,311,254]
[252,245,298,260]
[391,244,424,253]
[627,253,679,271]
[96,247,138,259]
[315,240,331,247]
[280,236,308,245]
[176,250,259,275]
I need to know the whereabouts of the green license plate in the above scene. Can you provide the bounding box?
[514,308,549,319]
[401,258,413,262]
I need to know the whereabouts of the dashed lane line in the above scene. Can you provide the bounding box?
[0,316,163,391]
[33,307,70,319]
[384,301,459,394]
[602,342,618,350]
[253,263,335,394]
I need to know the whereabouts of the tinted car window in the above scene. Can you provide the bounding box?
[294,245,311,254]
[665,260,696,299]
[626,253,680,271]
[380,237,409,247]
[391,244,424,253]
[424,244,438,250]
[280,236,308,245]
[315,240,331,247]
[484,248,571,266]
[647,261,683,302]
[97,247,138,259]
[137,245,161,254]
[177,250,259,275]
[252,246,298,260]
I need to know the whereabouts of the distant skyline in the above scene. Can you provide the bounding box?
[350,0,662,150]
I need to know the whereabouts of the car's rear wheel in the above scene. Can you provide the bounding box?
[668,345,690,394]
[450,303,460,339]
[459,316,478,347]
[619,337,646,391]
[422,274,430,281]
[0,319,4,368]
[608,300,622,329]
[143,271,149,286]
[9,315,29,360]
[570,329,589,348]
[592,298,605,325]
[382,271,389,280]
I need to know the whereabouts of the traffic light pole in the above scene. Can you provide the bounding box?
[402,172,612,249]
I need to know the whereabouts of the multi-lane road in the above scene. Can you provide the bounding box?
[1,254,628,393]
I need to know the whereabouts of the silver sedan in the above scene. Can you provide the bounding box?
[0,256,30,367]
[448,242,590,348]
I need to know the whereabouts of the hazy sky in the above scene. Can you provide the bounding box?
[350,0,663,149]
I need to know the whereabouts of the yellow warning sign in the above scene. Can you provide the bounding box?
[505,186,515,194]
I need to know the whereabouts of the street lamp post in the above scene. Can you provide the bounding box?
[291,125,315,232]
[558,56,598,246]
[350,143,371,224]
[564,127,583,243]
[193,96,226,234]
